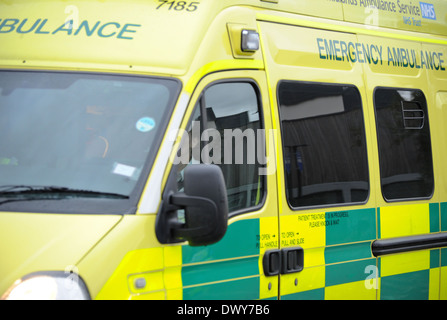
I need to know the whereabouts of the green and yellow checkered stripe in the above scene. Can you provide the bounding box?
[442,203,447,300]
[175,203,446,300]
[377,202,446,300]
[173,208,378,300]
[180,219,262,300]
[280,208,377,300]
[99,203,447,300]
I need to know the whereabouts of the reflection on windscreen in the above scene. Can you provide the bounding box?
[0,71,178,209]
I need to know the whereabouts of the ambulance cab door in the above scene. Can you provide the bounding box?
[160,70,279,300]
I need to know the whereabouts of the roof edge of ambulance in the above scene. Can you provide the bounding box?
[1,0,447,75]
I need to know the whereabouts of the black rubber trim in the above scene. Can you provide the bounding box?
[372,232,447,256]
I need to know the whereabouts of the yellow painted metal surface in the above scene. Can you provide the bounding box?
[1,0,447,300]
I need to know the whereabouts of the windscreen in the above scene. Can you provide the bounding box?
[0,71,179,214]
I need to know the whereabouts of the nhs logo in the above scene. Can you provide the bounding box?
[420,2,437,20]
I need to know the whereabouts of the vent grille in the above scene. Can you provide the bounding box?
[401,101,424,129]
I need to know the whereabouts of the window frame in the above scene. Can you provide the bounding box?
[277,80,371,211]
[373,86,435,202]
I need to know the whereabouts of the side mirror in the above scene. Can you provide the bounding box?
[156,164,228,247]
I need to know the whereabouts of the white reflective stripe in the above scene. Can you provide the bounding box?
[137,92,190,214]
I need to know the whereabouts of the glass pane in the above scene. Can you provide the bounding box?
[0,71,179,213]
[374,88,434,200]
[204,82,264,212]
[278,81,369,208]
[176,82,265,214]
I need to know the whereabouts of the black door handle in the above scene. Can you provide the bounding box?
[281,247,304,274]
[263,247,304,277]
[263,249,281,276]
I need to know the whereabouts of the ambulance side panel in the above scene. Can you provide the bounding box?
[259,12,447,299]
[426,41,447,300]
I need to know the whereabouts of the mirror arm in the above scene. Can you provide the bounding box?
[169,193,218,239]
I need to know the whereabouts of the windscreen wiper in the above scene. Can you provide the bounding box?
[0,185,128,205]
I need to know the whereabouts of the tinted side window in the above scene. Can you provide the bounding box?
[177,81,265,214]
[374,88,434,201]
[278,81,369,208]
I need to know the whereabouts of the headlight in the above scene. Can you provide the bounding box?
[1,271,90,300]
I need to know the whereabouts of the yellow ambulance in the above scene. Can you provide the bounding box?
[1,0,446,300]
